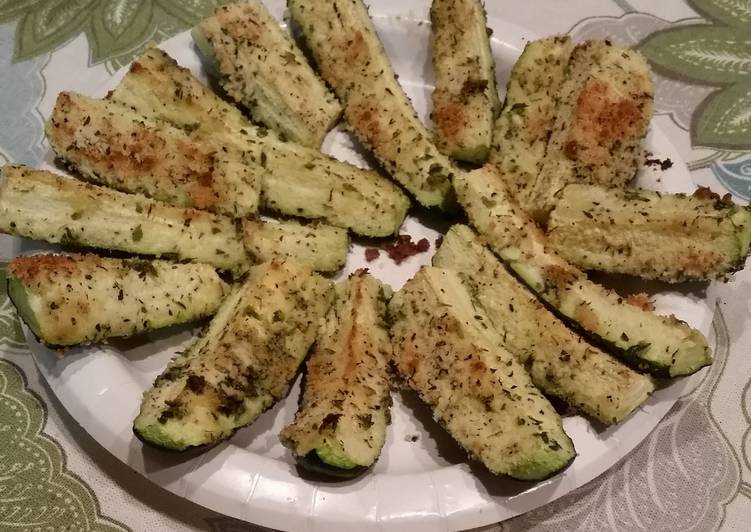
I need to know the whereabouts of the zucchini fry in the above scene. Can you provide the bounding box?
[134,260,333,451]
[455,165,711,377]
[110,47,255,140]
[260,151,408,238]
[389,267,575,480]
[433,225,654,424]
[243,218,349,272]
[548,184,751,282]
[525,40,653,220]
[194,1,341,147]
[280,270,392,476]
[288,0,457,210]
[488,36,573,209]
[8,253,228,346]
[0,165,246,272]
[109,47,409,237]
[430,0,500,163]
[46,92,260,218]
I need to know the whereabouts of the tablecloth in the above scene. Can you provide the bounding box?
[0,0,749,530]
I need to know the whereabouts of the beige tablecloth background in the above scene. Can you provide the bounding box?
[1,0,750,530]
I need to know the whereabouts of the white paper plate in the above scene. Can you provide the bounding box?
[26,2,715,531]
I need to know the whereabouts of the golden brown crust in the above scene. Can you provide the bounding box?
[626,293,655,312]
[562,78,649,168]
[521,40,653,221]
[430,0,499,162]
[543,264,578,289]
[8,252,227,346]
[556,41,652,186]
[432,99,469,147]
[46,92,259,217]
[280,271,392,465]
[8,253,84,283]
[547,184,751,282]
[288,0,455,209]
[347,102,387,152]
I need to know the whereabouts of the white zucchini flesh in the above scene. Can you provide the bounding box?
[133,260,333,451]
[488,36,573,212]
[242,218,349,272]
[280,271,392,473]
[8,253,228,346]
[109,47,410,237]
[454,165,711,377]
[288,0,457,211]
[0,164,247,272]
[433,224,655,424]
[194,1,341,148]
[389,266,575,480]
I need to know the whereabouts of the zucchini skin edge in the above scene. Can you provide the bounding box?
[297,450,370,479]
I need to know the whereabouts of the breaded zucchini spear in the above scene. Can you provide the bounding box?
[109,47,409,237]
[524,40,653,220]
[430,0,500,163]
[547,184,751,282]
[455,165,711,377]
[194,1,341,148]
[134,260,333,451]
[8,253,228,347]
[433,225,654,424]
[0,165,246,272]
[288,0,457,210]
[46,92,260,218]
[242,218,349,272]
[280,270,392,476]
[389,267,575,480]
[488,36,573,204]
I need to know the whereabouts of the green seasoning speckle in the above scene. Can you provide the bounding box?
[128,259,158,278]
[131,225,143,242]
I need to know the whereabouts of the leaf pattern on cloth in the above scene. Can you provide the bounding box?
[0,358,131,531]
[691,0,751,27]
[0,0,222,67]
[639,0,751,149]
[696,84,751,149]
[641,27,751,84]
[710,156,751,200]
[100,0,147,38]
[475,308,741,532]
